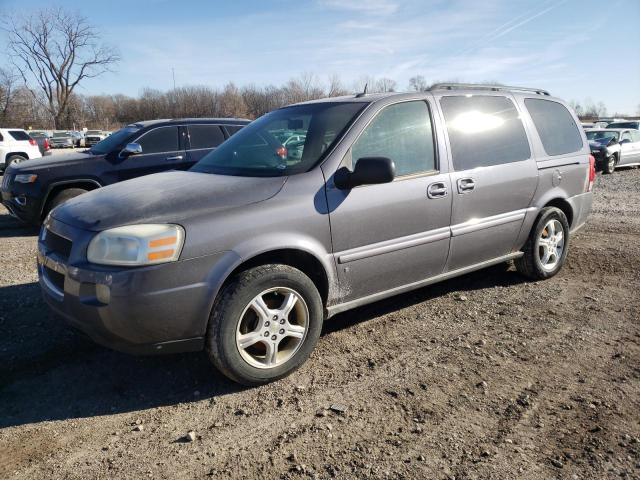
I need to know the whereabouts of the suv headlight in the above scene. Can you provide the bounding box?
[14,174,38,184]
[87,224,185,266]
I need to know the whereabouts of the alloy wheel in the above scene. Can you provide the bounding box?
[235,287,309,369]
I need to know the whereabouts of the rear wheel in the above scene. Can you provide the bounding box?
[6,154,27,168]
[206,264,323,386]
[603,155,616,174]
[515,207,569,280]
[44,188,88,217]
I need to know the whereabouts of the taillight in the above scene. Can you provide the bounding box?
[43,138,50,150]
[587,155,596,192]
[275,146,288,159]
[29,138,37,146]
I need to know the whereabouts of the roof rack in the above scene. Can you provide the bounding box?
[429,83,550,96]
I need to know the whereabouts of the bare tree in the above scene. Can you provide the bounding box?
[408,75,428,92]
[0,67,18,123]
[375,77,397,93]
[4,7,119,128]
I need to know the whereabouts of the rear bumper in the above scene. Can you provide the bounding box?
[38,217,239,355]
[567,191,593,234]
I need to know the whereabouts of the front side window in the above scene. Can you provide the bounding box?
[441,95,531,170]
[631,131,640,142]
[525,99,583,156]
[192,102,366,177]
[188,125,225,149]
[136,126,179,154]
[621,131,632,142]
[351,101,436,177]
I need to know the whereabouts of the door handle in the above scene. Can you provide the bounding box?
[427,182,448,199]
[457,177,475,194]
[166,155,183,161]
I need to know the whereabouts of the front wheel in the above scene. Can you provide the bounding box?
[206,264,323,386]
[6,155,27,168]
[515,207,569,280]
[44,188,88,218]
[603,155,616,174]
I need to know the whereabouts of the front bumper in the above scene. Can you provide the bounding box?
[1,178,42,224]
[38,216,238,355]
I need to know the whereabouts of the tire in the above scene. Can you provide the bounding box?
[6,154,27,168]
[44,188,88,217]
[515,207,570,280]
[603,155,616,174]
[206,264,323,386]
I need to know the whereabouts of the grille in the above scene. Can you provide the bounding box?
[44,266,65,292]
[45,229,73,259]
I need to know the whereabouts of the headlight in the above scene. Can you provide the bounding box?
[14,174,38,184]
[87,224,185,266]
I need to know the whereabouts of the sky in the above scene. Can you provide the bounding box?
[1,0,639,115]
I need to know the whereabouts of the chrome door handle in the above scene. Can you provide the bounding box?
[166,155,183,161]
[457,177,475,194]
[427,182,448,198]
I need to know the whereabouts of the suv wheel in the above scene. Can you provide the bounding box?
[515,207,570,280]
[45,188,88,217]
[603,155,616,174]
[206,264,323,386]
[6,154,27,168]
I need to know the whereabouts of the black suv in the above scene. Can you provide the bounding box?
[1,118,249,224]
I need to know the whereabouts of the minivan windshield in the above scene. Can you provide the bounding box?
[191,102,367,177]
[89,125,141,155]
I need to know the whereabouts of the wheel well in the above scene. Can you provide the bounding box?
[224,249,329,306]
[7,152,29,160]
[544,198,573,227]
[42,181,101,218]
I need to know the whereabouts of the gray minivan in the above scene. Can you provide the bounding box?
[37,84,594,385]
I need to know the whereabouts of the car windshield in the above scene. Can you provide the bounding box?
[191,102,367,177]
[586,131,619,142]
[29,132,47,138]
[87,130,101,135]
[53,132,71,138]
[607,122,637,129]
[89,126,141,155]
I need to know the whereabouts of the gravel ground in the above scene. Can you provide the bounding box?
[0,168,639,480]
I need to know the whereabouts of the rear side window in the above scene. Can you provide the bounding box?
[136,126,179,154]
[441,95,530,170]
[224,125,244,136]
[352,101,436,176]
[525,99,583,156]
[9,130,31,141]
[187,125,225,149]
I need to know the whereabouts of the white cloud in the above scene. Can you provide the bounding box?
[318,0,398,16]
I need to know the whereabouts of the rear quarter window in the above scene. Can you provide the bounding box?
[9,130,31,141]
[525,99,583,156]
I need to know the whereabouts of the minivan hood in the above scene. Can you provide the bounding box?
[11,151,95,171]
[52,170,287,231]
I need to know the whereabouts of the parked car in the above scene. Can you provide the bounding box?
[0,128,42,172]
[28,131,52,156]
[33,84,594,386]
[50,131,76,148]
[85,130,109,147]
[607,120,640,130]
[586,128,640,173]
[1,118,249,223]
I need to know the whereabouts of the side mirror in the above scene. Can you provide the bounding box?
[619,138,631,145]
[334,156,395,189]
[120,143,142,158]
